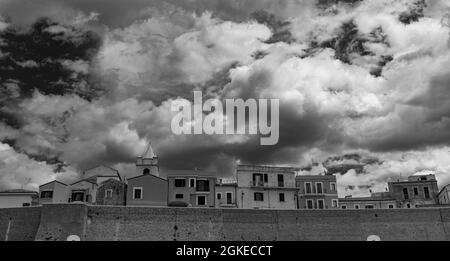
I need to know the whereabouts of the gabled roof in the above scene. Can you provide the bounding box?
[82,165,122,181]
[39,180,68,187]
[127,174,167,182]
[71,179,97,186]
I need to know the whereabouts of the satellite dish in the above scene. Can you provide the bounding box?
[67,235,81,241]
[367,235,381,241]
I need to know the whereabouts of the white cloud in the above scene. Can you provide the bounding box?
[0,143,78,191]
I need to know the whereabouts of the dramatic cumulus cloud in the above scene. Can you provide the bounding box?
[1,0,450,195]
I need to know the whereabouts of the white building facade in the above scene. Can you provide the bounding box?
[236,165,298,209]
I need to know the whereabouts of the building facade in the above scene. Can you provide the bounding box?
[69,179,98,203]
[126,143,167,206]
[0,189,39,208]
[296,175,339,210]
[339,196,397,209]
[236,165,298,210]
[438,185,450,205]
[388,174,439,208]
[96,178,127,206]
[338,174,440,210]
[126,174,168,206]
[167,170,216,208]
[39,180,70,204]
[215,178,237,208]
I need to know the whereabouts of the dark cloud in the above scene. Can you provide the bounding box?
[1,0,450,194]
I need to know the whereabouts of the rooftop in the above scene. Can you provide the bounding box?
[237,164,299,173]
[0,189,38,196]
[165,169,217,178]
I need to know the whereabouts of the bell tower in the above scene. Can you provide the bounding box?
[136,142,159,177]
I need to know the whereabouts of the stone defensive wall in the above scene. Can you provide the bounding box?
[1,204,450,241]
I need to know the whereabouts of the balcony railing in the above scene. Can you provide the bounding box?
[251,180,266,187]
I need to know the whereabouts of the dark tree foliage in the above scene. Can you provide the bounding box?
[0,17,102,101]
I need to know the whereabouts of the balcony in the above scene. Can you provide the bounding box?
[251,180,266,187]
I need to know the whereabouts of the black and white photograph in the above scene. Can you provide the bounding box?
[1,0,450,247]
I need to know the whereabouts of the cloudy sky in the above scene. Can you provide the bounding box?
[1,0,450,196]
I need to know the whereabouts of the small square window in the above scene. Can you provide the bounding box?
[40,190,53,199]
[332,199,338,208]
[105,189,113,199]
[216,193,222,200]
[175,179,186,187]
[133,188,143,199]
[254,192,264,201]
[330,182,337,191]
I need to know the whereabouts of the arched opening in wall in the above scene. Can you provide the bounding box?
[143,168,150,175]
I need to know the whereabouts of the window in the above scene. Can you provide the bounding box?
[305,182,312,194]
[317,199,325,209]
[22,203,30,207]
[105,189,113,199]
[175,179,186,187]
[420,177,427,181]
[306,199,314,209]
[413,187,418,196]
[279,193,285,202]
[355,205,360,209]
[40,190,53,199]
[143,168,150,175]
[176,194,184,199]
[365,205,374,209]
[196,180,210,192]
[406,203,411,208]
[403,188,409,200]
[388,204,394,209]
[133,187,143,199]
[189,178,196,188]
[216,192,222,200]
[424,187,430,199]
[71,191,84,202]
[226,192,233,204]
[252,173,264,186]
[332,199,338,208]
[197,195,207,206]
[341,205,347,209]
[330,182,337,191]
[277,174,284,187]
[263,174,268,183]
[254,192,264,201]
[316,182,323,194]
